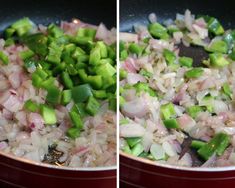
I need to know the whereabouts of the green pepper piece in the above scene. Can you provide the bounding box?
[185,68,203,78]
[22,33,48,56]
[95,63,116,78]
[46,86,61,105]
[67,127,80,139]
[4,38,15,47]
[96,41,108,58]
[209,53,230,67]
[0,51,9,65]
[191,140,206,150]
[205,40,228,53]
[41,77,55,90]
[134,82,156,97]
[160,102,176,120]
[128,43,142,56]
[61,89,72,105]
[208,17,224,36]
[179,56,193,67]
[120,69,128,79]
[163,49,176,65]
[89,46,101,65]
[87,75,103,89]
[198,133,230,160]
[72,47,86,59]
[126,137,142,148]
[5,28,15,39]
[34,68,48,80]
[77,69,88,82]
[139,69,153,78]
[229,48,235,61]
[69,111,83,129]
[47,24,64,38]
[120,49,128,61]
[32,73,43,88]
[52,63,66,76]
[223,30,235,50]
[131,143,144,156]
[40,104,57,125]
[72,103,87,118]
[11,17,33,36]
[186,105,203,119]
[61,72,73,89]
[85,96,100,116]
[19,49,35,60]
[77,28,96,40]
[23,59,37,70]
[222,83,232,99]
[46,42,63,64]
[108,94,116,111]
[64,43,76,54]
[24,99,39,112]
[107,45,116,60]
[92,90,107,99]
[148,23,169,39]
[72,84,93,103]
[163,118,180,129]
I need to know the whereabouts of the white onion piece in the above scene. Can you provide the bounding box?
[192,24,208,39]
[213,100,228,114]
[162,141,177,157]
[201,153,216,167]
[178,153,192,167]
[148,13,157,23]
[150,143,165,160]
[120,123,145,137]
[120,32,138,43]
[229,152,235,164]
[126,73,146,85]
[142,131,153,152]
[173,31,183,44]
[177,114,196,132]
[122,98,148,118]
[184,9,193,31]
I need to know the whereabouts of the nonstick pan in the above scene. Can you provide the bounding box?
[120,0,235,187]
[0,0,116,187]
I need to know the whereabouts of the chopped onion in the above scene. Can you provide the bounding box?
[148,13,157,23]
[120,32,138,43]
[122,98,149,118]
[120,123,145,137]
[162,141,177,157]
[150,143,165,160]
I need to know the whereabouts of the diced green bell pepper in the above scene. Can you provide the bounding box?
[179,56,193,67]
[163,49,176,65]
[67,127,80,139]
[198,132,230,160]
[72,84,93,103]
[209,53,230,67]
[160,102,176,120]
[40,104,57,125]
[185,68,203,78]
[69,111,83,129]
[163,118,180,129]
[148,23,169,39]
[85,96,100,115]
[0,51,9,65]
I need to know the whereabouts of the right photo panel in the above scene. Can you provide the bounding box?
[119,0,235,187]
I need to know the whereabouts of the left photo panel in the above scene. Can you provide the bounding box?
[0,0,117,187]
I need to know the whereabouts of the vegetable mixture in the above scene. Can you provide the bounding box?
[0,18,116,167]
[120,10,235,167]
